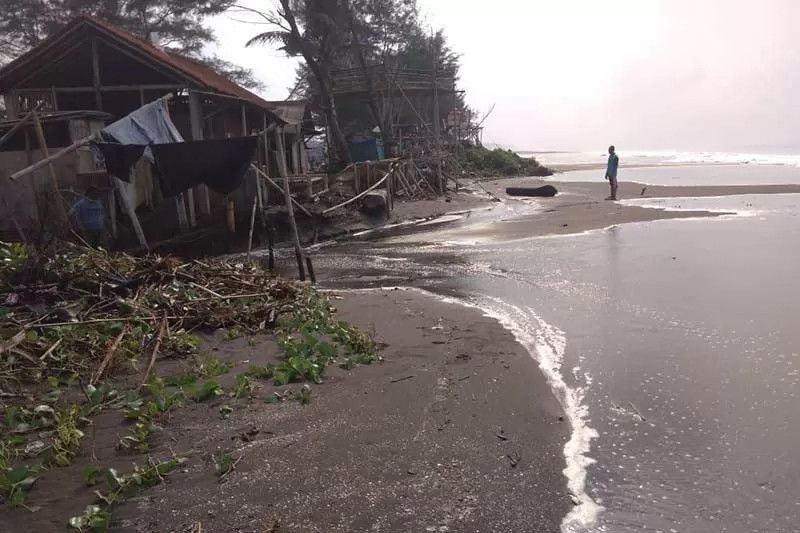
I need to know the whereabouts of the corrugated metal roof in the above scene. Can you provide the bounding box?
[0,16,281,120]
[265,100,309,126]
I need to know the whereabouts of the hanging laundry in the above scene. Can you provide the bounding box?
[94,143,147,182]
[151,137,258,198]
[101,98,183,161]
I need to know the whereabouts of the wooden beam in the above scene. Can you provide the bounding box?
[17,84,184,94]
[188,90,211,216]
[4,91,18,120]
[0,102,42,149]
[91,38,103,110]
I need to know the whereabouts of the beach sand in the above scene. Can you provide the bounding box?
[421,178,800,242]
[105,290,568,532]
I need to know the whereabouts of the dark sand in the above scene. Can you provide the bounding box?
[423,178,800,242]
[0,290,569,532]
[113,290,568,532]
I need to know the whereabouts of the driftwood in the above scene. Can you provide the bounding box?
[323,168,391,215]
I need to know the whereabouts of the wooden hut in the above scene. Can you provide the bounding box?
[0,16,303,244]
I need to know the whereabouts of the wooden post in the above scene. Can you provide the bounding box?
[4,90,19,120]
[241,104,248,135]
[31,110,68,226]
[108,188,118,238]
[226,198,236,233]
[188,90,211,216]
[175,195,189,232]
[186,188,196,227]
[50,87,58,111]
[115,174,148,250]
[91,38,103,111]
[275,126,305,280]
[246,195,257,260]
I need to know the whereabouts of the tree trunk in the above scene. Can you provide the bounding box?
[279,0,351,168]
[344,3,392,150]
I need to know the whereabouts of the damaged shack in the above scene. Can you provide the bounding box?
[0,16,316,247]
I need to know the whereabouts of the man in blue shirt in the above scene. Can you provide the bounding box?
[605,145,619,200]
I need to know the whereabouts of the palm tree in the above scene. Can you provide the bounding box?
[241,0,352,166]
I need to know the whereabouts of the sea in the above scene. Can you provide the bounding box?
[307,153,800,532]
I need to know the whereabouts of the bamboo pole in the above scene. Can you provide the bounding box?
[0,102,42,149]
[31,110,68,226]
[275,126,306,281]
[250,164,312,217]
[246,195,257,260]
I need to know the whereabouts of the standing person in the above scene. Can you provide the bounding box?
[605,145,619,200]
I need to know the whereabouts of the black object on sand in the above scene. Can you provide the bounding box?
[505,185,558,197]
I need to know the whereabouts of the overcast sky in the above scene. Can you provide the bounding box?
[212,0,800,153]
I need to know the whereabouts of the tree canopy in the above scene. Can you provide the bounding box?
[0,0,261,88]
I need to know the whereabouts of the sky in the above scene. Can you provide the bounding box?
[211,0,800,153]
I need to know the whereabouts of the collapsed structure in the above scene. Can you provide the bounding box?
[0,16,315,246]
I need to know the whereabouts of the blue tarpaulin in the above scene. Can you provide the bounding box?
[349,137,384,162]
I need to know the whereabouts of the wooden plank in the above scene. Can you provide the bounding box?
[175,194,189,233]
[188,90,211,216]
[4,90,18,120]
[18,84,184,93]
[91,38,103,110]
[108,188,118,238]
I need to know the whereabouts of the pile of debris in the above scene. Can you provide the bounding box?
[0,242,307,388]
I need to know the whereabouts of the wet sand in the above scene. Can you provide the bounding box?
[105,290,569,532]
[428,178,800,242]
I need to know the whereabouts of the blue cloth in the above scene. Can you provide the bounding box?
[606,153,619,178]
[101,99,183,161]
[69,198,106,232]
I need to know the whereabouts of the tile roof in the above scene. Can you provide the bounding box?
[0,16,281,120]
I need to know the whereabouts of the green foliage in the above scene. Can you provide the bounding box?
[116,416,154,454]
[265,384,312,405]
[231,374,253,399]
[212,450,235,477]
[195,380,224,402]
[68,504,110,532]
[0,440,37,507]
[245,364,275,380]
[91,456,187,506]
[52,405,84,466]
[461,146,553,177]
[0,242,29,275]
[0,465,37,507]
[197,357,233,378]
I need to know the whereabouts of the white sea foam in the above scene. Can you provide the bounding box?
[476,296,603,532]
[336,286,604,531]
